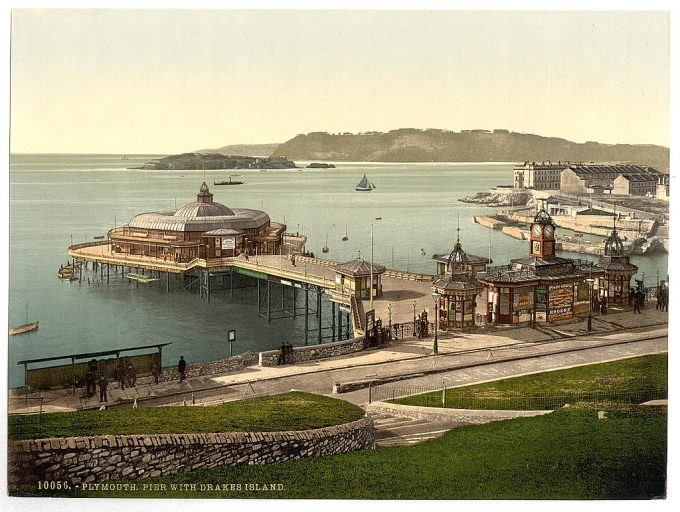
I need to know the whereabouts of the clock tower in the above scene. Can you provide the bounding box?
[529,209,556,258]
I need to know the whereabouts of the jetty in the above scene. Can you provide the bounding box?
[68,241,436,344]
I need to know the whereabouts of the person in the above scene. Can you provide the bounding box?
[286,342,294,364]
[278,343,286,365]
[116,361,126,390]
[656,290,662,310]
[178,356,187,382]
[152,366,161,385]
[660,289,668,312]
[85,367,96,397]
[126,364,137,387]
[98,374,108,403]
[600,298,607,315]
[291,254,296,267]
[638,290,646,309]
[633,293,642,314]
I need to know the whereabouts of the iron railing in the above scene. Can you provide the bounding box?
[368,383,665,410]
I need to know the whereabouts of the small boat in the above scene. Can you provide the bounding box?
[127,273,158,283]
[421,248,427,256]
[9,304,38,336]
[355,174,375,192]
[342,227,348,241]
[214,175,244,186]
[9,321,39,336]
[322,234,329,253]
[93,235,105,240]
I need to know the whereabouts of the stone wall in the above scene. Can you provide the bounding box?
[160,352,259,381]
[259,337,367,367]
[8,417,374,490]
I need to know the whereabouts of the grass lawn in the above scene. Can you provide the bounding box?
[17,407,666,499]
[8,391,365,440]
[392,353,668,410]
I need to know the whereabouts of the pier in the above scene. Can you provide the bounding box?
[67,242,437,342]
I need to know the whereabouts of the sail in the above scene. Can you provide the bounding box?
[356,174,370,189]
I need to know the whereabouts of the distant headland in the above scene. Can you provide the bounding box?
[270,129,669,171]
[136,153,297,170]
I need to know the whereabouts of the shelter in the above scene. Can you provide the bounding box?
[335,259,386,300]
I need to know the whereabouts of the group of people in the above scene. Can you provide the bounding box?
[656,288,669,312]
[112,362,137,390]
[278,342,294,365]
[83,359,112,403]
[592,296,608,315]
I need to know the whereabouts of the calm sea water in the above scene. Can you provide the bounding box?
[7,155,668,387]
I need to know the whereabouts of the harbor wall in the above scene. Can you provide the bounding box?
[8,417,375,489]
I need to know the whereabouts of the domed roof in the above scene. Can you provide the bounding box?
[447,240,477,272]
[174,202,235,217]
[604,221,625,257]
[533,209,554,224]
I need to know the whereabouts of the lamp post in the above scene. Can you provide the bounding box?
[370,223,374,311]
[432,292,441,354]
[387,303,392,339]
[585,278,594,332]
[412,300,417,335]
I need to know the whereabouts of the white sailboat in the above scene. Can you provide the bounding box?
[355,174,375,192]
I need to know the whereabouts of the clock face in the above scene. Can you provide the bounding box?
[532,241,541,254]
[531,224,543,237]
[544,224,554,238]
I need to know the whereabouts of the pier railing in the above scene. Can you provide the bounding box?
[68,240,111,251]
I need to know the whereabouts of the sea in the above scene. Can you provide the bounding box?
[7,154,669,388]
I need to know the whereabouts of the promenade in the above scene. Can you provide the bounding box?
[8,307,668,414]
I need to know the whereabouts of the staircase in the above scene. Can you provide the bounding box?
[350,295,365,336]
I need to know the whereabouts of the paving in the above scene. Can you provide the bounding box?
[8,308,668,419]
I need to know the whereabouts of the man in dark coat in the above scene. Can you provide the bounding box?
[633,293,642,314]
[178,356,187,382]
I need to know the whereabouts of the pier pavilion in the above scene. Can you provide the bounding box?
[477,210,604,325]
[431,236,484,330]
[108,182,286,262]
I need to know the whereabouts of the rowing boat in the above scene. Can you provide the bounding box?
[9,321,39,336]
[127,273,158,283]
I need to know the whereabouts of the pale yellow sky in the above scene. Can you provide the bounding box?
[9,9,670,154]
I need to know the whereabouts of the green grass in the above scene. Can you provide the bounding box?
[16,408,667,499]
[8,392,365,440]
[392,353,668,410]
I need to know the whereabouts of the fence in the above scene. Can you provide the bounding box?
[7,396,46,437]
[368,383,665,411]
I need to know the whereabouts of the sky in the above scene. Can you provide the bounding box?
[9,8,671,154]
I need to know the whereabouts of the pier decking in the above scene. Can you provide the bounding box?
[68,242,437,334]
